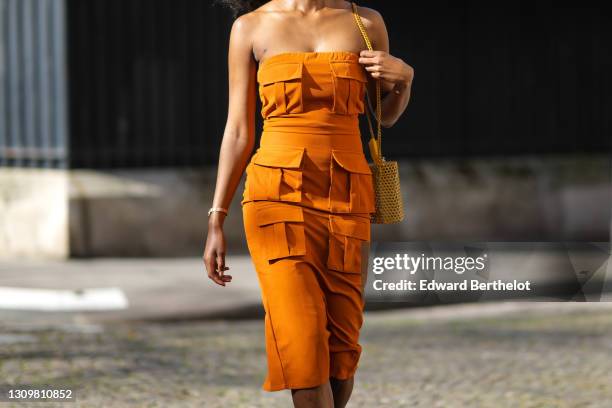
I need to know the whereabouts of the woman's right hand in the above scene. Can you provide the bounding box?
[203,214,232,286]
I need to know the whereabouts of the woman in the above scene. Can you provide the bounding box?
[204,1,413,406]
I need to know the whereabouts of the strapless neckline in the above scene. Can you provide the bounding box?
[255,49,368,120]
[258,50,360,67]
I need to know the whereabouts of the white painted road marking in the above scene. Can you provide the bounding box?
[0,287,129,311]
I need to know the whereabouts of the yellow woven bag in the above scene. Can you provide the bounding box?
[351,2,405,224]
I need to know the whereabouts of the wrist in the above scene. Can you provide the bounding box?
[207,207,228,227]
[208,212,226,228]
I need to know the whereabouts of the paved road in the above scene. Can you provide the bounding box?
[2,301,612,407]
[0,256,263,324]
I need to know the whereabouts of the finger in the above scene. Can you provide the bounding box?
[215,253,229,286]
[218,266,231,280]
[358,55,379,65]
[359,49,377,58]
[219,265,231,282]
[216,252,226,277]
[207,252,226,286]
[359,50,385,64]
[210,271,226,286]
[365,66,385,80]
[209,269,225,286]
[203,254,216,279]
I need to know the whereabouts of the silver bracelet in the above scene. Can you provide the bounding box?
[207,207,228,217]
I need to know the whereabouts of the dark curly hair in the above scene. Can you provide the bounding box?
[213,0,270,17]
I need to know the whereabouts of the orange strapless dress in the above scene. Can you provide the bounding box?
[241,51,375,392]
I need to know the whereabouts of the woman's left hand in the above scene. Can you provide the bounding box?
[359,50,414,88]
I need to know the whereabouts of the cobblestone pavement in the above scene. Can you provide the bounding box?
[1,302,612,408]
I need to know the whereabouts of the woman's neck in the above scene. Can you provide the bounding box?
[277,0,338,14]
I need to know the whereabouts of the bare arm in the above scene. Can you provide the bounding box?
[203,13,257,286]
[357,6,414,128]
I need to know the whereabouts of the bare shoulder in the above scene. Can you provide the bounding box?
[229,10,257,38]
[353,4,385,30]
[229,2,278,42]
[352,3,387,50]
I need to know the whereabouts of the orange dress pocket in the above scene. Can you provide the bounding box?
[258,62,304,118]
[243,146,306,204]
[327,214,370,273]
[329,149,375,214]
[329,60,368,115]
[256,203,306,262]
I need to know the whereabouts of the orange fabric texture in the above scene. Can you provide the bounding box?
[241,51,375,391]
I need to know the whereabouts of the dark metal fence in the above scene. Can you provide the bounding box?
[0,0,68,168]
[1,0,610,169]
[66,0,233,169]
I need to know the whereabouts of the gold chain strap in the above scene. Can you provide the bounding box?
[351,1,382,162]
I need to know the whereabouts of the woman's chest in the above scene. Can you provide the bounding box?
[257,58,369,118]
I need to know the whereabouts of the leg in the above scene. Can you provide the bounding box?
[321,215,371,407]
[329,376,354,408]
[291,381,334,408]
[243,202,332,392]
[321,262,363,407]
[329,240,366,408]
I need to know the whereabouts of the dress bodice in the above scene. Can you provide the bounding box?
[242,51,375,216]
[256,51,368,133]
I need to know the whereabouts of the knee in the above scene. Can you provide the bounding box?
[330,376,353,386]
[291,382,333,405]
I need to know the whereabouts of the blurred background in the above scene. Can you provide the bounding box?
[0,0,610,258]
[1,0,611,406]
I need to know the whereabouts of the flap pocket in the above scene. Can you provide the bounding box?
[245,148,304,203]
[327,214,370,273]
[253,147,305,168]
[329,150,375,213]
[258,62,303,86]
[329,61,367,114]
[331,150,372,174]
[258,62,304,117]
[256,203,306,261]
[257,204,304,226]
[330,61,368,82]
[330,214,370,241]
